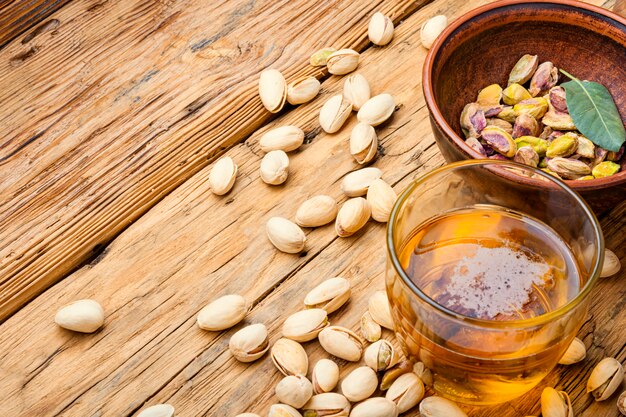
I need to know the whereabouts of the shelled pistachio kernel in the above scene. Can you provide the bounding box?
[326,49,360,75]
[420,15,448,49]
[137,404,175,417]
[460,102,486,138]
[601,249,621,277]
[318,326,364,361]
[480,125,517,158]
[541,387,573,417]
[287,76,321,105]
[592,161,620,178]
[310,47,337,67]
[312,359,340,394]
[295,195,338,228]
[546,133,577,158]
[197,294,248,331]
[477,84,502,107]
[586,357,624,401]
[529,61,558,96]
[513,97,548,120]
[514,136,548,156]
[266,217,306,253]
[341,366,378,402]
[364,339,400,372]
[503,83,532,105]
[508,54,538,86]
[271,338,309,376]
[275,374,313,409]
[229,323,270,362]
[558,337,586,365]
[335,197,371,238]
[303,277,351,313]
[282,308,329,342]
[54,299,105,333]
[419,396,467,417]
[259,69,287,113]
[209,156,238,195]
[547,157,591,179]
[368,12,394,46]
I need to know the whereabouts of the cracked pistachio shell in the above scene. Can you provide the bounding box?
[465,137,487,157]
[296,195,338,228]
[318,326,364,361]
[268,404,302,417]
[592,161,620,178]
[310,47,337,67]
[320,94,353,133]
[260,150,289,185]
[326,49,360,75]
[350,123,378,164]
[413,361,433,386]
[512,113,540,138]
[341,366,378,402]
[335,197,371,237]
[386,373,424,413]
[276,375,313,409]
[477,84,503,107]
[197,294,248,331]
[350,398,398,417]
[304,277,351,313]
[357,93,396,126]
[282,309,329,342]
[546,133,578,158]
[558,337,586,365]
[288,76,321,105]
[487,118,513,135]
[364,339,400,372]
[303,393,351,417]
[508,54,538,86]
[381,360,414,390]
[271,338,309,376]
[259,69,287,113]
[266,217,306,253]
[343,74,371,111]
[137,404,175,417]
[587,357,624,401]
[529,61,559,96]
[575,135,595,159]
[514,146,540,167]
[618,391,626,415]
[209,156,238,195]
[515,136,548,156]
[54,299,104,333]
[419,396,467,417]
[420,15,448,49]
[312,359,340,394]
[514,97,548,120]
[369,12,394,46]
[366,179,397,223]
[541,387,573,417]
[460,103,487,138]
[229,323,269,362]
[341,167,383,197]
[503,83,532,105]
[360,311,382,343]
[259,125,305,153]
[368,290,394,330]
[547,157,591,179]
[601,249,621,278]
[481,125,517,158]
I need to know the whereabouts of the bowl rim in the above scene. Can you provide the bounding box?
[422,0,626,191]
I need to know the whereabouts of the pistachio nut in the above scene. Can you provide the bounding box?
[496,106,516,123]
[489,154,508,161]
[577,175,595,181]
[529,61,559,96]
[288,76,321,105]
[341,167,383,197]
[592,161,620,178]
[419,396,467,417]
[618,391,626,416]
[54,299,105,333]
[368,12,394,46]
[586,357,624,401]
[514,146,540,167]
[366,179,397,223]
[282,309,329,342]
[381,360,414,390]
[541,387,573,417]
[601,249,621,278]
[593,147,608,167]
[296,195,338,228]
[513,97,549,120]
[481,125,517,158]
[326,49,360,75]
[360,311,382,343]
[420,15,448,49]
[413,361,433,386]
[575,135,595,159]
[209,156,238,195]
[303,393,351,417]
[319,94,353,133]
[269,404,303,417]
[137,404,175,417]
[368,290,394,330]
[546,133,578,158]
[312,359,340,394]
[259,125,305,153]
[512,114,540,138]
[197,294,248,331]
[508,54,538,86]
[260,150,289,185]
[350,398,398,417]
[236,414,260,417]
[343,74,371,111]
[486,118,513,135]
[266,217,306,253]
[340,366,378,402]
[542,110,576,130]
[335,197,371,237]
[540,126,554,139]
[547,157,591,179]
[558,337,586,365]
[477,84,503,107]
[465,137,487,157]
[515,136,548,156]
[271,338,309,376]
[276,375,313,409]
[310,47,337,67]
[350,123,378,164]
[607,146,625,162]
[229,323,270,362]
[318,326,364,361]
[482,105,504,118]
[364,339,400,372]
[549,86,569,113]
[460,103,486,138]
[259,69,287,113]
[357,93,396,126]
[386,373,424,413]
[304,277,351,313]
[503,83,532,105]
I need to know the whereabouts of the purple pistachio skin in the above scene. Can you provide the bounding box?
[530,62,559,96]
[482,128,516,157]
[549,86,569,113]
[512,114,540,138]
[465,137,487,156]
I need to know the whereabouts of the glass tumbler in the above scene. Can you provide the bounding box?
[386,160,604,405]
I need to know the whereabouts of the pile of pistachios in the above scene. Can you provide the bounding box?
[460,54,624,180]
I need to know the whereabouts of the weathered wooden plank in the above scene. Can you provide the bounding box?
[0,0,431,321]
[0,0,72,49]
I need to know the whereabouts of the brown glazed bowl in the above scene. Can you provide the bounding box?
[423,0,626,214]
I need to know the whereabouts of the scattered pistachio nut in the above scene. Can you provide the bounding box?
[340,366,378,402]
[259,125,305,153]
[287,76,321,105]
[271,338,309,376]
[303,393,351,417]
[260,150,289,185]
[343,73,371,111]
[229,323,270,362]
[266,217,306,253]
[364,339,400,372]
[558,337,586,365]
[481,125,517,157]
[618,391,626,416]
[547,157,591,179]
[312,359,340,394]
[357,93,396,126]
[360,311,382,342]
[350,397,398,417]
[319,94,353,133]
[460,103,486,138]
[592,161,620,178]
[508,54,538,86]
[546,133,578,158]
[381,360,414,390]
[350,122,378,164]
[368,290,394,330]
[276,375,313,409]
[386,372,424,413]
[413,361,433,386]
[259,69,287,113]
[586,357,624,401]
[197,294,248,331]
[529,61,559,96]
[335,197,371,237]
[282,309,329,342]
[368,12,394,46]
[209,156,238,195]
[295,195,338,228]
[541,387,573,417]
[502,83,532,105]
[420,15,448,49]
[137,404,175,417]
[341,167,383,197]
[310,47,337,67]
[268,404,302,417]
[304,277,351,313]
[419,396,467,417]
[318,326,364,361]
[326,49,360,75]
[601,249,621,277]
[54,299,104,333]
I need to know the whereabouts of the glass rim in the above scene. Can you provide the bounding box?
[386,159,605,329]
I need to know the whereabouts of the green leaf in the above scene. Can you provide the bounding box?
[560,70,625,152]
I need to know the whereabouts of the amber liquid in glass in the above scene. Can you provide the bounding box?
[396,205,582,404]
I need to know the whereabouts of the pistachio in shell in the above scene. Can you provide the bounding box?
[368,12,394,46]
[209,156,238,196]
[508,54,538,86]
[381,360,414,390]
[618,391,626,416]
[318,326,364,362]
[368,290,394,330]
[340,366,378,402]
[419,396,467,417]
[137,404,175,417]
[357,93,396,126]
[319,94,353,134]
[459,103,486,138]
[311,359,340,394]
[266,217,306,253]
[271,338,309,376]
[54,299,105,333]
[529,61,559,96]
[385,373,424,413]
[366,178,397,223]
[558,337,586,365]
[480,125,517,158]
[350,122,378,164]
[364,339,400,372]
[295,195,338,228]
[420,15,448,49]
[268,404,302,417]
[502,83,532,105]
[304,277,351,313]
[341,167,383,197]
[259,125,305,153]
[275,375,313,409]
[413,361,433,386]
[601,249,621,278]
[197,294,248,331]
[282,309,329,342]
[335,197,371,237]
[259,69,287,113]
[326,49,360,75]
[360,310,382,343]
[343,74,371,111]
[349,397,398,417]
[541,387,573,417]
[229,323,270,362]
[512,113,540,138]
[288,76,321,105]
[302,393,351,417]
[587,357,624,401]
[260,150,289,185]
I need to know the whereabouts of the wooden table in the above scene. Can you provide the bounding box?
[0,0,624,415]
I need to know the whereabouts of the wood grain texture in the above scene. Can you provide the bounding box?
[0,0,431,322]
[1,0,623,416]
[0,0,72,49]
